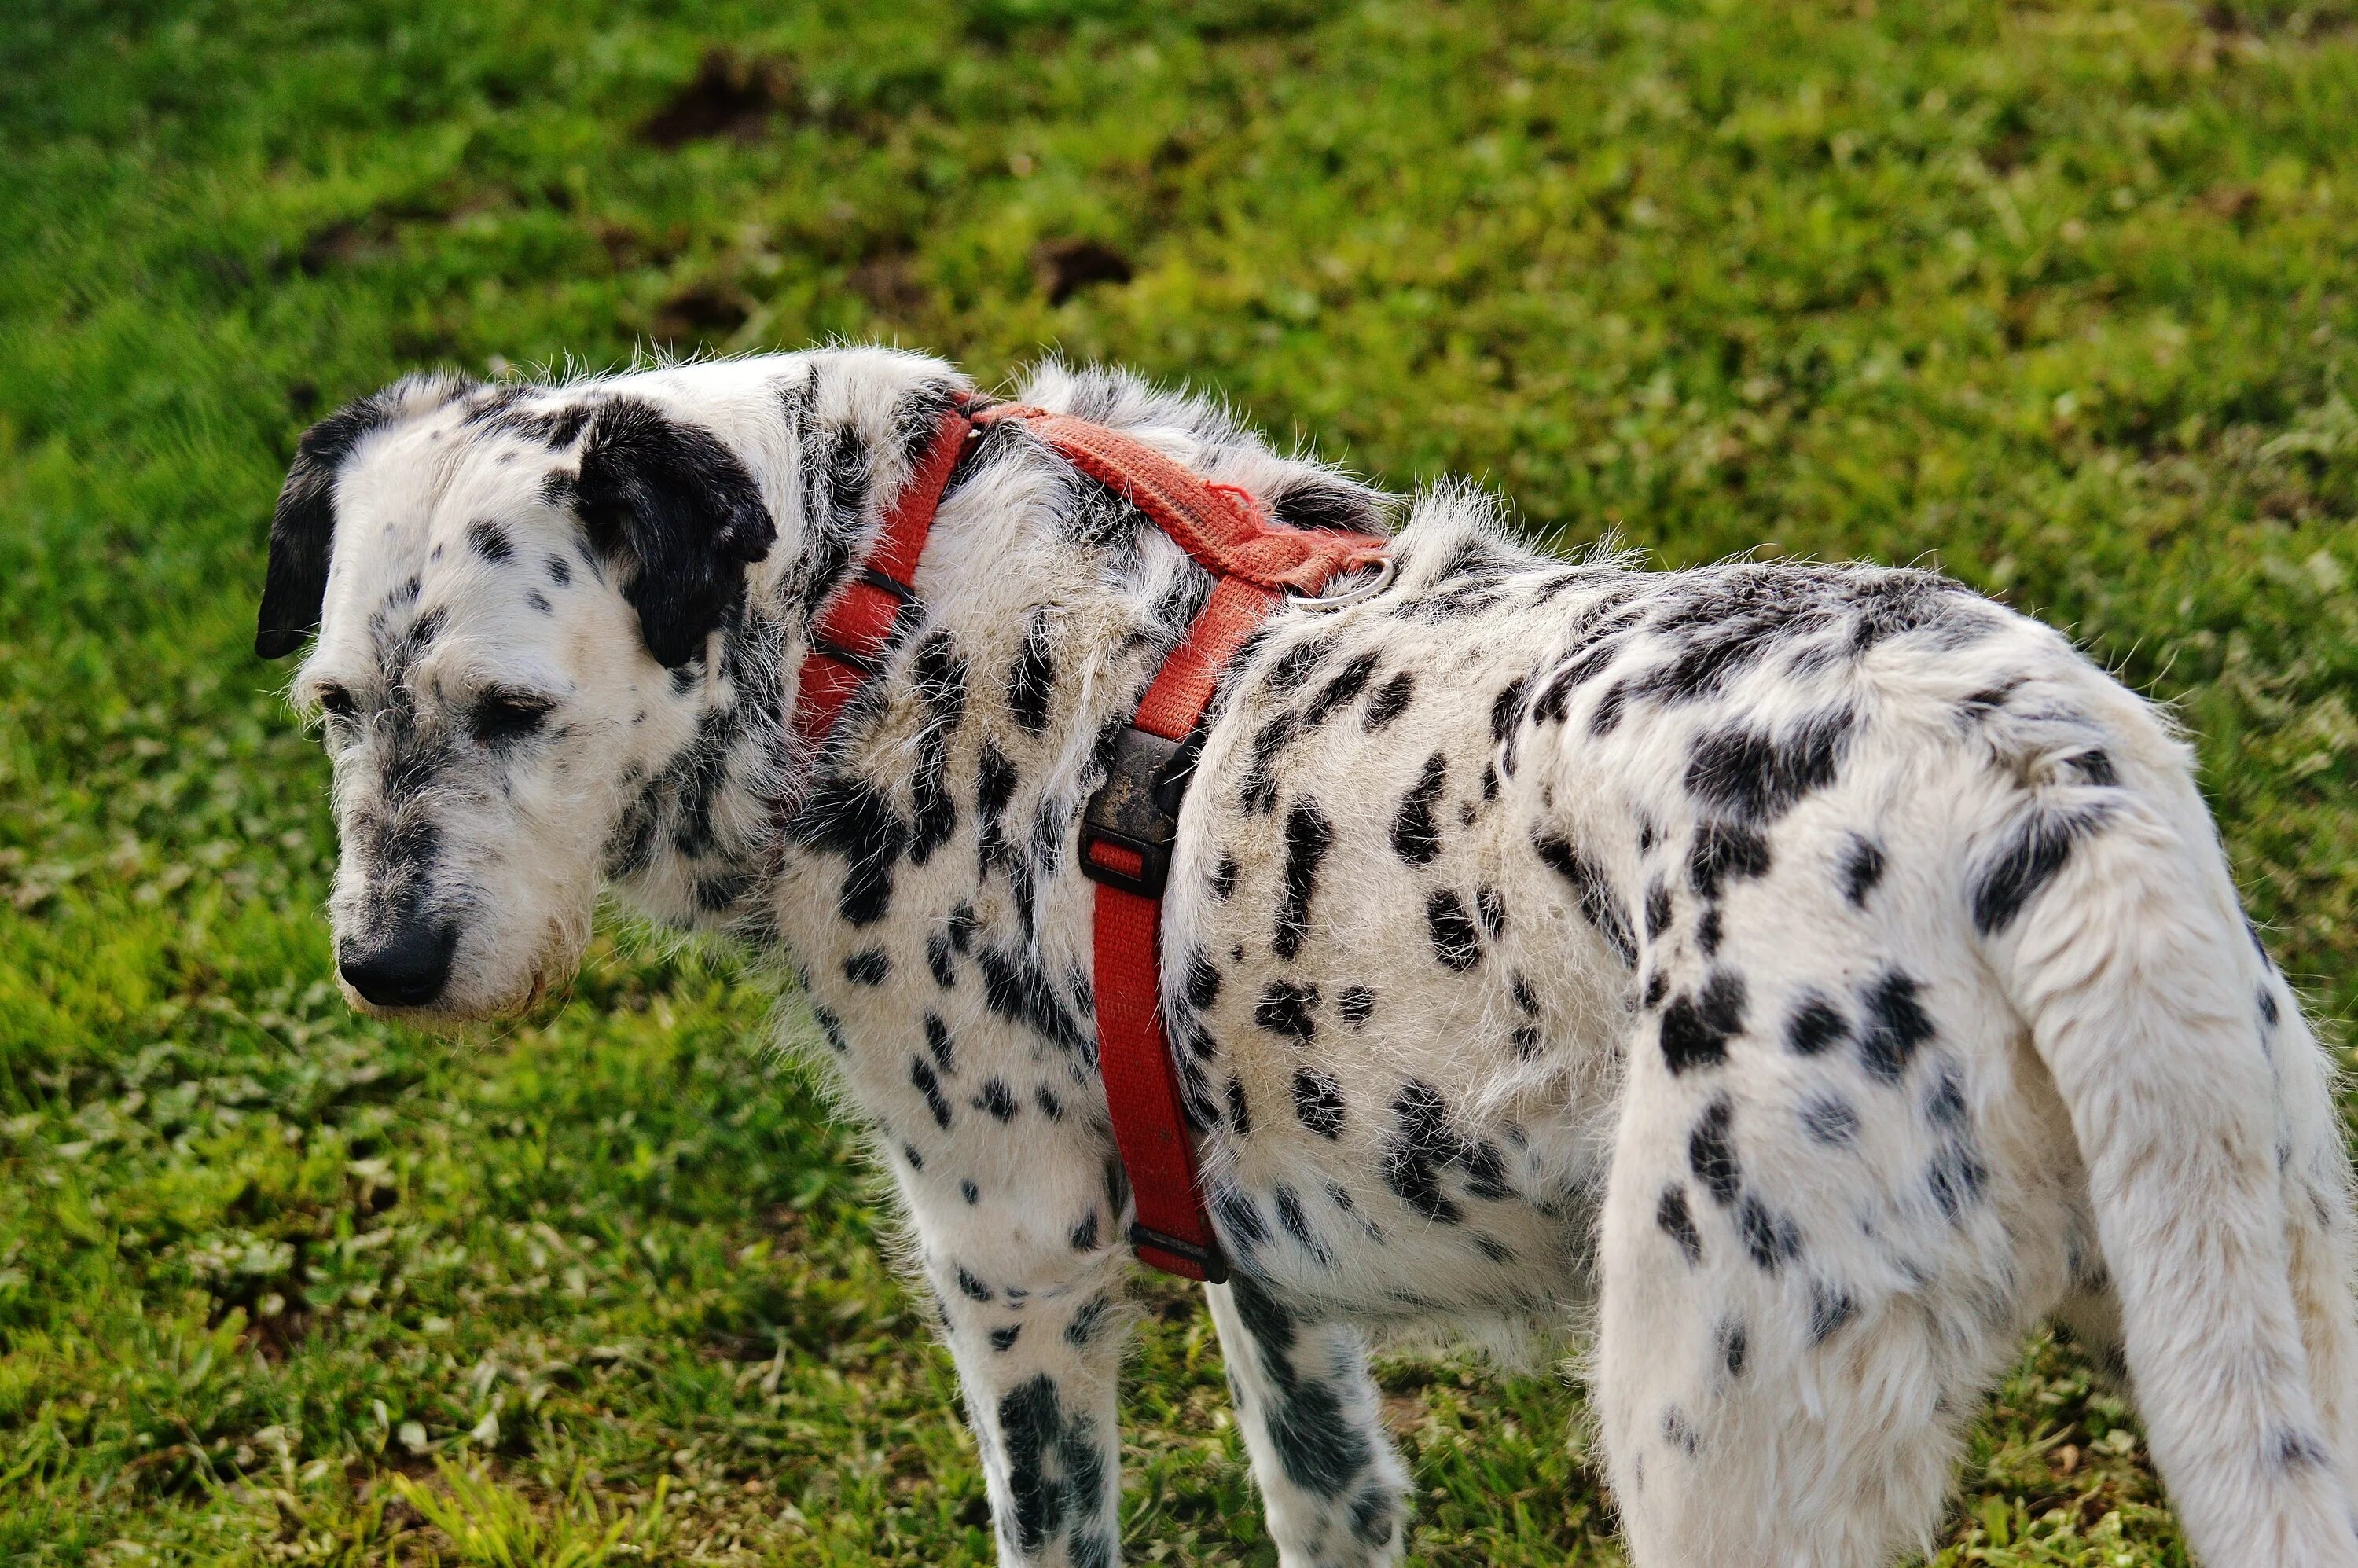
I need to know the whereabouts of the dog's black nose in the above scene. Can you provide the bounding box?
[339,923,454,1008]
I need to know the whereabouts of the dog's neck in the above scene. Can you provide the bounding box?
[597,349,1386,956]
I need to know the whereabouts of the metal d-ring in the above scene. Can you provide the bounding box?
[1287,553,1397,612]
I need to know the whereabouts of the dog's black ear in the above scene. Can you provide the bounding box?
[255,395,395,658]
[574,396,777,668]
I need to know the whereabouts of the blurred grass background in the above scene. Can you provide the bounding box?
[4,0,2357,1561]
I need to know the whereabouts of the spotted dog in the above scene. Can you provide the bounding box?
[258,347,2358,1567]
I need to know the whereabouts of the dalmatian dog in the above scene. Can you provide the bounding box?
[257,346,2358,1567]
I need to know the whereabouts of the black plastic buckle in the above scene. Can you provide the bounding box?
[1079,725,1202,899]
[1128,1222,1230,1284]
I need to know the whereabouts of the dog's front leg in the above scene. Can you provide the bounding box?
[1207,1274,1410,1566]
[904,1178,1136,1566]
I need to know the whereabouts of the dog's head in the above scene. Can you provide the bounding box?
[256,366,785,1022]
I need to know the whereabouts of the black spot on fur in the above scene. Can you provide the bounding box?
[1739,1196,1802,1272]
[1720,1319,1748,1377]
[926,929,956,988]
[1685,708,1853,823]
[2260,986,2280,1028]
[976,739,1019,877]
[1475,883,1508,937]
[963,1180,981,1204]
[1390,754,1447,865]
[1071,1210,1100,1250]
[1185,951,1222,1011]
[1066,1294,1113,1346]
[908,630,968,864]
[1688,1097,1742,1205]
[1036,1085,1064,1122]
[1786,992,1848,1056]
[1842,836,1886,906]
[1239,712,1298,815]
[924,1013,956,1073]
[1923,1062,1968,1129]
[1264,637,1331,692]
[788,775,909,927]
[977,944,1094,1062]
[1274,1184,1331,1265]
[1214,1184,1271,1250]
[1802,1095,1859,1145]
[1425,890,1483,972]
[1337,985,1376,1028]
[1009,613,1056,734]
[1657,1186,1702,1264]
[1209,856,1240,900]
[1293,1069,1346,1138]
[1533,835,1637,967]
[1489,677,1528,742]
[991,1324,1023,1352]
[911,1057,953,1129]
[844,949,890,986]
[1363,671,1414,732]
[1303,652,1379,729]
[1858,969,1936,1083]
[1645,880,1673,939]
[1661,970,1746,1074]
[812,1004,850,1054]
[467,519,512,562]
[1689,820,1772,899]
[1225,1076,1252,1136]
[545,553,571,586]
[975,1078,1019,1123]
[1255,981,1320,1038]
[1274,800,1332,960]
[1926,1137,1989,1223]
[1972,805,2106,935]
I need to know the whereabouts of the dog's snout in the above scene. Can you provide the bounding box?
[339,921,455,1008]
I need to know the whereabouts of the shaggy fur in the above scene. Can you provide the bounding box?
[260,346,2358,1566]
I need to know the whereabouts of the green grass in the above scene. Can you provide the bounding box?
[2,0,2356,1560]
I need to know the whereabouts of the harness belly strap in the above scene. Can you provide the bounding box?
[792,395,1387,1285]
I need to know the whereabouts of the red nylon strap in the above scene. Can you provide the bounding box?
[971,406,1389,593]
[1085,575,1285,1279]
[792,404,976,748]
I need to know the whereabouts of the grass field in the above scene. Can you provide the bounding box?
[4,0,2357,1561]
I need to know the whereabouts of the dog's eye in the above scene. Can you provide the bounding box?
[469,689,556,746]
[315,684,359,722]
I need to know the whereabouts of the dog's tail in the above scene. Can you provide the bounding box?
[1979,684,2358,1566]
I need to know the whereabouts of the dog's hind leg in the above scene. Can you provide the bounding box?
[1592,1114,2004,1568]
[1207,1274,1410,1567]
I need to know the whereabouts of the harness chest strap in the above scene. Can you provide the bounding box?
[792,395,1388,1284]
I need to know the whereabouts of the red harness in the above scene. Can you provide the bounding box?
[792,394,1387,1282]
